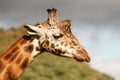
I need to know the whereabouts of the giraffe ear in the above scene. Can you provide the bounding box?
[23,24,38,35]
[60,19,71,32]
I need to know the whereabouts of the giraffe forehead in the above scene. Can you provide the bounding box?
[47,28,60,33]
[39,23,61,32]
[38,28,57,35]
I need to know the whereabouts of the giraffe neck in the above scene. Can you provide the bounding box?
[0,34,40,80]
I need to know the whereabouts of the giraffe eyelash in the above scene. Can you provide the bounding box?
[52,33,63,39]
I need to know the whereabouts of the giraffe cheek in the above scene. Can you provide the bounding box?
[51,43,55,48]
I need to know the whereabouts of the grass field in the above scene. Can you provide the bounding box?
[0,27,114,80]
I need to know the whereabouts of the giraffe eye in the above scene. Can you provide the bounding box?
[53,33,63,39]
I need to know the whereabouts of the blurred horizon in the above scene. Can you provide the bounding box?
[0,0,120,80]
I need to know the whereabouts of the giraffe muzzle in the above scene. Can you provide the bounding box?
[73,51,91,62]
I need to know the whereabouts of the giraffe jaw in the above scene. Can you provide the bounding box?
[60,52,90,62]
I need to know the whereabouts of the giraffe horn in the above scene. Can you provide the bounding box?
[47,8,57,13]
[47,8,59,26]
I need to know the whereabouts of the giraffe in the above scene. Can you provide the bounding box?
[0,34,41,80]
[24,8,91,62]
[0,8,90,80]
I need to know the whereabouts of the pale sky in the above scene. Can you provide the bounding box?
[0,0,120,79]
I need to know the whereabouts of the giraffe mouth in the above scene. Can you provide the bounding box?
[59,51,90,62]
[60,52,90,62]
[73,53,90,62]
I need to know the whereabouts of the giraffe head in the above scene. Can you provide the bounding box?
[24,8,90,62]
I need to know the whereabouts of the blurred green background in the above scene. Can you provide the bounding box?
[0,27,114,80]
[0,0,120,79]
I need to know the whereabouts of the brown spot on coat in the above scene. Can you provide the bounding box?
[4,47,19,60]
[46,40,49,46]
[9,51,19,62]
[41,48,47,52]
[36,47,40,51]
[51,43,55,48]
[56,44,59,47]
[20,58,29,70]
[4,53,12,60]
[4,66,18,80]
[60,41,64,46]
[16,54,23,64]
[20,39,27,45]
[55,49,62,54]
[24,45,33,53]
[11,46,19,53]
[64,43,68,47]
